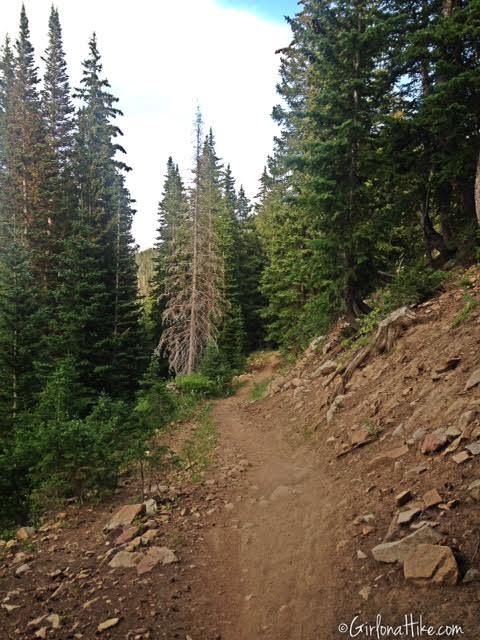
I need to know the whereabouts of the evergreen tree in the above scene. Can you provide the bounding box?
[0,36,14,247]
[151,156,189,352]
[41,5,75,258]
[65,34,144,397]
[0,8,48,425]
[217,164,245,371]
[236,185,266,351]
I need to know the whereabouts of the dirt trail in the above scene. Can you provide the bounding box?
[201,359,340,639]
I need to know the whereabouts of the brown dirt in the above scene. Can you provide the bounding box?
[2,269,480,639]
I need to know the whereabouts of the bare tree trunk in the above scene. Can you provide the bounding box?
[187,110,203,374]
[475,151,480,226]
[187,176,199,374]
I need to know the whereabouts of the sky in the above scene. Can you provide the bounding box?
[1,0,298,248]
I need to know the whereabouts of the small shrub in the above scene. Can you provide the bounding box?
[452,293,479,328]
[174,373,217,397]
[198,345,234,393]
[181,403,218,481]
[250,380,270,402]
[378,263,446,313]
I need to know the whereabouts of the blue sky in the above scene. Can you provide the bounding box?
[218,0,299,22]
[2,0,292,249]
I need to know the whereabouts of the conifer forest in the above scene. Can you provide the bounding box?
[0,0,479,534]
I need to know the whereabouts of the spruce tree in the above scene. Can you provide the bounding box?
[236,186,266,351]
[151,157,190,351]
[41,5,75,256]
[0,23,41,429]
[65,34,144,397]
[217,164,245,371]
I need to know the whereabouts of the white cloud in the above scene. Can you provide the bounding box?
[1,0,290,248]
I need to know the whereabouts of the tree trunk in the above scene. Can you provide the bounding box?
[475,151,480,226]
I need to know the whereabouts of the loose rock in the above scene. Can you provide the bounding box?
[143,498,158,516]
[395,490,413,507]
[108,550,141,569]
[16,526,34,541]
[463,568,480,584]
[370,445,409,466]
[421,430,447,455]
[311,360,337,378]
[465,368,480,391]
[15,563,31,576]
[467,479,480,502]
[98,618,120,632]
[114,525,140,546]
[452,451,471,464]
[372,526,442,564]
[458,410,478,431]
[403,544,458,585]
[136,546,178,575]
[465,442,480,456]
[105,504,145,531]
[397,508,422,526]
[359,586,371,601]
[423,489,443,509]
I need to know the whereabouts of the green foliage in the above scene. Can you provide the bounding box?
[377,264,447,313]
[174,373,217,397]
[13,363,140,515]
[181,403,218,482]
[198,345,235,392]
[451,293,479,329]
[250,380,270,402]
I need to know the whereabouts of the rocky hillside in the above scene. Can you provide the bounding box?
[258,267,480,627]
[1,268,480,639]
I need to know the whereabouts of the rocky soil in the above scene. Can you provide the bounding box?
[1,268,480,639]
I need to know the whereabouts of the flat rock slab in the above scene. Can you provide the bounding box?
[397,508,422,526]
[451,451,471,464]
[465,442,480,456]
[114,525,140,546]
[468,479,480,500]
[436,357,461,374]
[311,360,337,378]
[350,427,372,447]
[404,544,458,585]
[372,526,442,564]
[465,368,480,391]
[109,550,142,569]
[105,504,145,531]
[136,546,178,575]
[395,490,413,507]
[370,444,409,466]
[423,489,443,509]
[404,463,428,480]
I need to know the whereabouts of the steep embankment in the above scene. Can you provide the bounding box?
[1,269,480,639]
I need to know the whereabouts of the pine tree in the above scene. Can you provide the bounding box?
[6,6,53,283]
[236,185,266,351]
[151,157,190,351]
[64,34,144,397]
[217,164,245,371]
[0,24,41,429]
[41,5,75,258]
[0,36,14,247]
[109,175,147,395]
